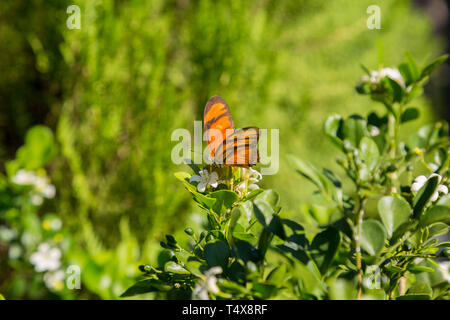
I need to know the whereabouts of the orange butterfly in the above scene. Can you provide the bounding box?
[203,96,259,167]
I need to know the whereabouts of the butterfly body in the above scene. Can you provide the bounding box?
[203,96,259,167]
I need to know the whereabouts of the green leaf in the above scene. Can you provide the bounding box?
[164,261,190,275]
[437,241,450,248]
[398,62,414,86]
[378,196,412,238]
[257,228,274,263]
[242,189,264,201]
[174,250,204,277]
[266,264,287,284]
[407,265,435,274]
[253,199,286,240]
[292,260,324,297]
[397,283,432,300]
[120,279,171,297]
[342,115,367,149]
[252,283,278,299]
[233,240,258,263]
[287,155,340,204]
[184,260,204,277]
[400,107,420,123]
[310,227,340,274]
[420,54,449,79]
[204,240,229,268]
[429,223,449,238]
[256,189,280,207]
[404,52,421,80]
[16,125,56,170]
[232,231,257,242]
[413,175,440,219]
[399,52,420,85]
[359,137,380,171]
[385,77,404,103]
[360,220,387,256]
[391,220,418,243]
[420,205,450,227]
[323,114,344,149]
[209,190,238,216]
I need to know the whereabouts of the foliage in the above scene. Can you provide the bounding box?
[0,0,447,300]
[124,53,449,300]
[287,53,450,299]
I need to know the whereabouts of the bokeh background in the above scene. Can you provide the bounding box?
[0,0,449,299]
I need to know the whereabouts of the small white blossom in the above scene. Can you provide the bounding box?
[43,270,65,290]
[12,169,37,185]
[411,175,428,192]
[11,169,56,202]
[192,266,222,300]
[411,174,448,202]
[361,67,405,88]
[235,168,262,195]
[190,170,219,192]
[369,126,380,137]
[30,243,61,272]
[31,194,44,206]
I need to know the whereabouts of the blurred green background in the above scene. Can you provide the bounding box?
[0,0,448,299]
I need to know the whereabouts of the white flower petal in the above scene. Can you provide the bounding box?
[411,175,427,192]
[430,191,439,202]
[190,175,201,182]
[437,184,448,195]
[197,182,207,193]
[209,181,218,188]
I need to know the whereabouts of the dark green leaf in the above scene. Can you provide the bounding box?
[413,176,439,219]
[310,227,340,274]
[400,107,420,123]
[253,199,286,240]
[204,240,229,268]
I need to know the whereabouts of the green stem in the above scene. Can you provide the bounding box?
[355,196,365,300]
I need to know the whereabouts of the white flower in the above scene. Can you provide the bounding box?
[369,126,380,137]
[11,169,56,201]
[235,168,262,195]
[192,266,222,300]
[438,261,450,283]
[30,243,61,272]
[379,68,404,86]
[12,169,37,185]
[411,174,448,202]
[43,270,65,290]
[31,194,44,206]
[411,175,428,192]
[189,170,219,192]
[34,176,56,199]
[362,67,405,88]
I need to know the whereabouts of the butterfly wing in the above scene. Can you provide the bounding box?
[204,96,235,157]
[215,127,260,167]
